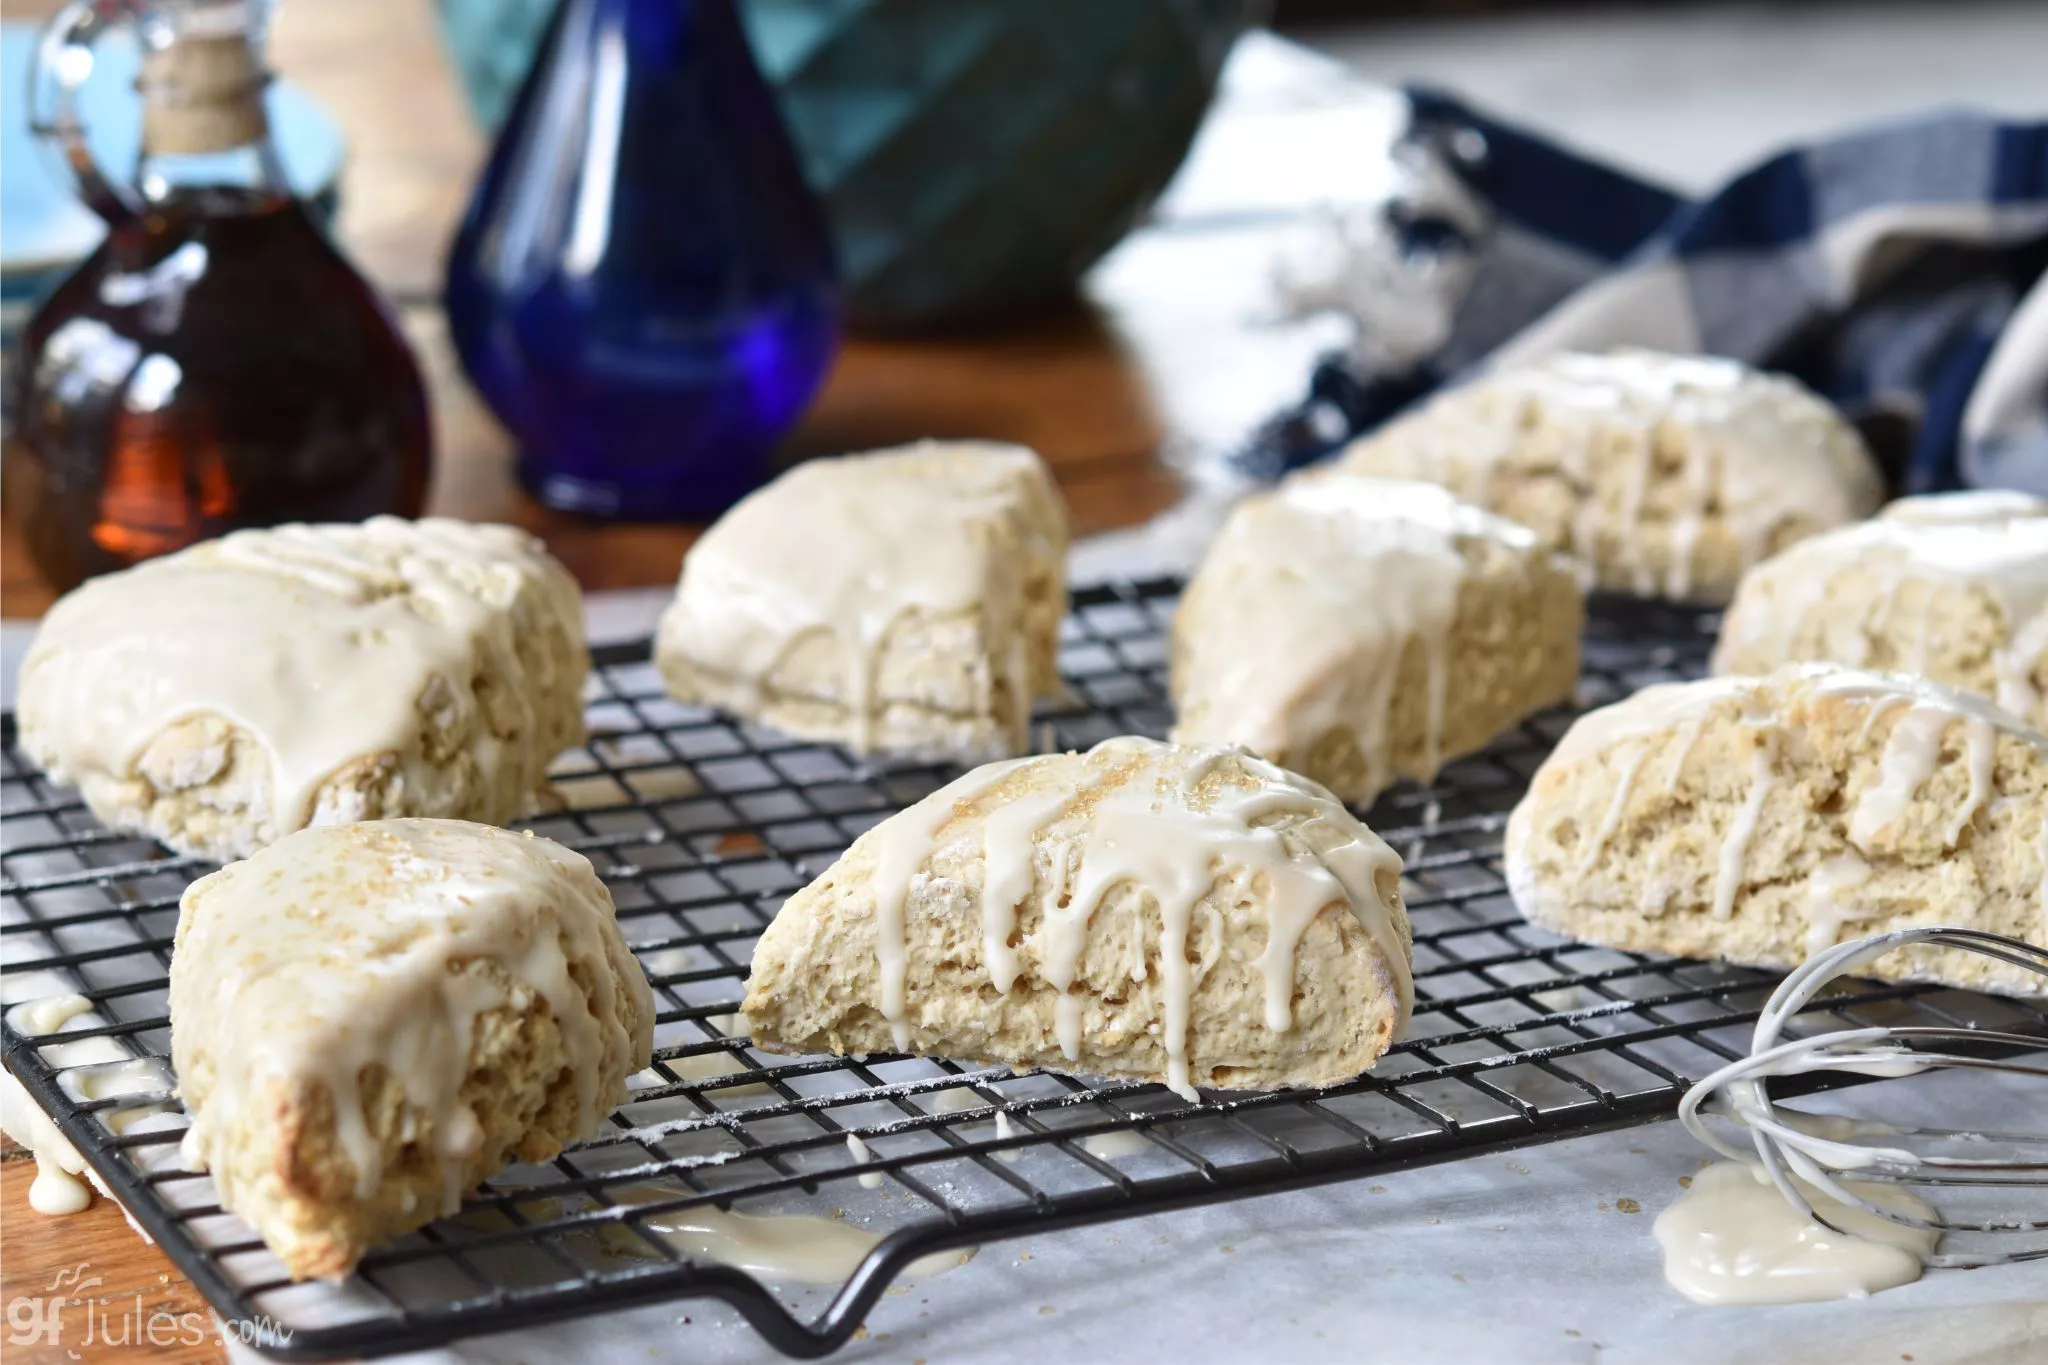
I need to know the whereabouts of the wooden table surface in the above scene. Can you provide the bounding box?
[0,3,1365,1359]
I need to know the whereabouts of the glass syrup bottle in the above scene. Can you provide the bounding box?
[5,0,432,592]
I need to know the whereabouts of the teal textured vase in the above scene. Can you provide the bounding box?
[437,0,1253,330]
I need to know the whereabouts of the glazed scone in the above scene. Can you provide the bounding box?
[655,441,1068,762]
[743,737,1412,1099]
[1712,501,2048,729]
[1331,349,1884,603]
[170,820,654,1279]
[1876,488,2048,527]
[1171,477,1583,806]
[16,518,587,862]
[1504,665,2048,996]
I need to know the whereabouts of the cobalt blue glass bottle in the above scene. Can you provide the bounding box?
[444,0,838,518]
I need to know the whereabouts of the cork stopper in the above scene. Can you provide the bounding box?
[138,26,269,156]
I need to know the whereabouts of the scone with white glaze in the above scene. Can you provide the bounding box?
[1504,665,2048,996]
[17,518,587,862]
[1876,488,2048,527]
[1171,477,1583,807]
[1713,496,2048,729]
[742,736,1413,1100]
[655,441,1068,762]
[1331,349,1883,603]
[170,820,654,1279]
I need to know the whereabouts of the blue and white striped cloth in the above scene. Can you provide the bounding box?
[1243,90,2048,494]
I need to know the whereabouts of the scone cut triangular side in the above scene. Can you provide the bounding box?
[1170,476,1583,806]
[654,441,1068,762]
[1333,349,1883,603]
[1711,497,2048,731]
[170,820,655,1280]
[742,737,1413,1100]
[1505,664,2048,996]
[16,518,589,860]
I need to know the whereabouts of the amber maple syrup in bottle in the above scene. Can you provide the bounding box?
[5,0,431,592]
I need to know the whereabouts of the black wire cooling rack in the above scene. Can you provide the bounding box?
[6,578,2046,1360]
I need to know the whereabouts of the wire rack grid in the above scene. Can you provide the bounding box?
[5,578,2045,1360]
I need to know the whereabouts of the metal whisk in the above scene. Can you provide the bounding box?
[1678,926,2048,1268]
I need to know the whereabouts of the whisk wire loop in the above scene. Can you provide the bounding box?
[1677,927,2048,1267]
